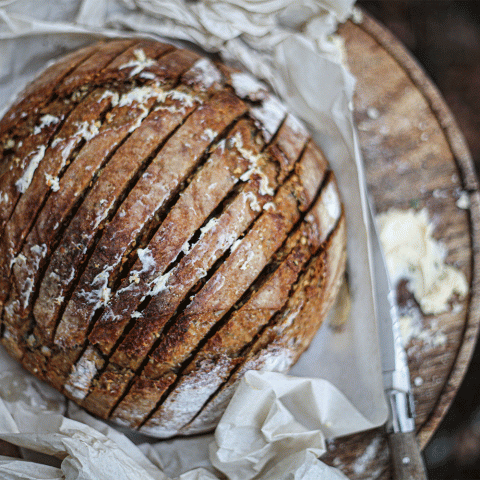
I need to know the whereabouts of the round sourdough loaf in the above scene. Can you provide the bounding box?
[0,38,346,437]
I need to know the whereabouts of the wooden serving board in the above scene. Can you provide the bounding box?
[319,13,480,479]
[1,11,479,480]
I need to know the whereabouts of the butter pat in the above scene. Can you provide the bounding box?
[376,208,468,315]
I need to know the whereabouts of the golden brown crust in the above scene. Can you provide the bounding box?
[0,38,347,438]
[0,98,75,235]
[31,49,205,344]
[81,114,282,422]
[107,119,266,367]
[135,234,314,433]
[85,91,248,354]
[142,166,312,377]
[82,363,135,418]
[10,104,139,322]
[242,211,347,368]
[46,346,84,392]
[108,374,177,428]
[95,40,175,84]
[0,40,184,330]
[32,91,174,342]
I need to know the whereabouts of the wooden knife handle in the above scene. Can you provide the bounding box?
[388,431,428,480]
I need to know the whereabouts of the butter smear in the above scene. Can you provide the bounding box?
[376,208,468,315]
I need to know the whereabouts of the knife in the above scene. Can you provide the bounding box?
[367,200,428,480]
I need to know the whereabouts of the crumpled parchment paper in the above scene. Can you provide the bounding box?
[0,344,373,479]
[0,1,388,478]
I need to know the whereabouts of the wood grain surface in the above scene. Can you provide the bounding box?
[1,12,479,480]
[319,13,480,479]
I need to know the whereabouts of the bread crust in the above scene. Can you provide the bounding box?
[94,120,264,363]
[54,92,201,349]
[0,98,76,235]
[1,89,114,328]
[0,39,347,437]
[56,39,137,96]
[0,39,185,344]
[84,92,248,351]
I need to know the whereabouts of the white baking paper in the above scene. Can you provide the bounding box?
[0,1,388,478]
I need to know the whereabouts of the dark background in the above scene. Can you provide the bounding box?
[357,2,480,479]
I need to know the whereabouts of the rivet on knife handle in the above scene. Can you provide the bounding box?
[388,430,428,480]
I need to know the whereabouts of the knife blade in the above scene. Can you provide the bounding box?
[367,199,428,480]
